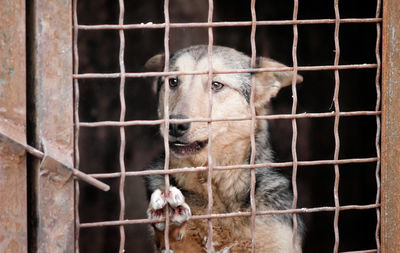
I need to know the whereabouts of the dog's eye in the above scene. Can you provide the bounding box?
[212,81,224,91]
[169,77,179,88]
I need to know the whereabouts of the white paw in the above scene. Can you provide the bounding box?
[166,186,185,208]
[147,187,191,231]
[150,189,167,210]
[147,189,167,231]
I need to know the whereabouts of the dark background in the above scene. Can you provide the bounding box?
[76,0,380,252]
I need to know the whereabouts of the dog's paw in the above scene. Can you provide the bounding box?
[147,189,168,231]
[166,186,185,207]
[150,189,167,210]
[170,202,191,226]
[147,187,191,231]
[166,187,191,226]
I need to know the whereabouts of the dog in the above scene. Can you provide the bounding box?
[144,45,303,252]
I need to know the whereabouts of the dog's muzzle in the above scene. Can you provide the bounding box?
[168,114,207,156]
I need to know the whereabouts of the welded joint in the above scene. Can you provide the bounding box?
[39,152,74,186]
[38,141,110,192]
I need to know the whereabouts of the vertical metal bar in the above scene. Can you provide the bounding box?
[0,0,27,252]
[72,0,81,251]
[374,0,382,252]
[163,0,171,252]
[249,0,257,252]
[28,0,74,252]
[381,0,400,252]
[206,0,215,252]
[333,0,341,252]
[291,0,300,251]
[118,1,127,252]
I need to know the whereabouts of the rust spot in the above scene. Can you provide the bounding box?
[382,0,400,252]
[0,0,27,252]
[29,0,75,252]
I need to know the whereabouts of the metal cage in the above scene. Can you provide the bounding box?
[0,0,399,252]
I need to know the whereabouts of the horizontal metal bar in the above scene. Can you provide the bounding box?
[27,147,109,192]
[340,250,378,253]
[73,63,378,79]
[79,111,381,127]
[76,18,382,30]
[79,203,380,228]
[89,157,379,179]
[0,131,109,192]
[28,147,109,192]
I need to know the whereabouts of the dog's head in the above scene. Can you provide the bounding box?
[145,45,302,164]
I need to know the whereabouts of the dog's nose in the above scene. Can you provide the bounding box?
[169,114,190,138]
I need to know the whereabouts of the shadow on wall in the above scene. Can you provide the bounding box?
[77,0,380,252]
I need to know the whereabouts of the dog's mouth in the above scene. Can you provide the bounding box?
[169,140,208,156]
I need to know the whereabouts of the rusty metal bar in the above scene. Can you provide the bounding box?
[88,157,379,178]
[73,63,379,79]
[0,1,27,251]
[206,0,215,251]
[0,131,109,191]
[249,0,257,251]
[374,0,382,252]
[78,111,381,127]
[117,1,127,252]
[162,0,172,251]
[79,203,380,228]
[381,0,400,252]
[75,18,382,30]
[333,0,342,252]
[27,0,75,252]
[340,250,378,253]
[291,0,300,250]
[72,0,81,250]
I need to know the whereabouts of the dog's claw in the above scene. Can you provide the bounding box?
[147,187,191,231]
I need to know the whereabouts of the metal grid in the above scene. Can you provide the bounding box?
[73,0,382,252]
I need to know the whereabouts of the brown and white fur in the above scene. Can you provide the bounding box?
[144,45,303,253]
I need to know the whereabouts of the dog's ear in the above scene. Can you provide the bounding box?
[145,53,165,72]
[145,53,165,94]
[253,57,303,108]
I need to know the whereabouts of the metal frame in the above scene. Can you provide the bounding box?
[0,0,109,251]
[381,0,400,252]
[27,0,75,252]
[26,1,108,252]
[0,0,27,252]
